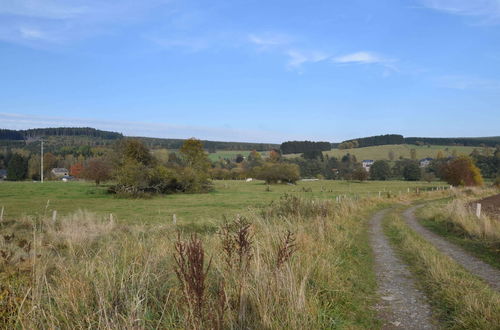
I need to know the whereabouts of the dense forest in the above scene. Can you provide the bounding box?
[280,141,332,154]
[340,134,404,148]
[0,127,123,140]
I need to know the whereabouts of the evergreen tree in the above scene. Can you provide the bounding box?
[7,154,27,180]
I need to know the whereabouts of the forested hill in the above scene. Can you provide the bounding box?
[339,134,500,148]
[0,127,123,140]
[0,127,280,151]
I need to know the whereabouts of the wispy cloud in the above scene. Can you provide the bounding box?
[0,0,169,46]
[333,51,385,64]
[0,112,295,143]
[436,75,500,90]
[286,50,329,68]
[419,0,500,24]
[248,33,292,47]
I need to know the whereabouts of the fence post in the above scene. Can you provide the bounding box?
[173,214,177,224]
[52,210,57,224]
[476,203,481,218]
[0,206,3,222]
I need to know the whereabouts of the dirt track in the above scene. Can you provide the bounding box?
[370,210,436,329]
[403,206,500,292]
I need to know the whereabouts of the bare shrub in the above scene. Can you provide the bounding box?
[276,230,297,270]
[174,233,212,328]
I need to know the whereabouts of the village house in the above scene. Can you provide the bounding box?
[51,168,69,178]
[362,160,374,172]
[419,158,433,168]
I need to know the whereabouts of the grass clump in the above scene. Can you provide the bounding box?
[384,210,500,329]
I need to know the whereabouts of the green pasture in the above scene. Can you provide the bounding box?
[0,180,445,225]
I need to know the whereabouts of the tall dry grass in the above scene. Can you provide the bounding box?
[419,189,500,243]
[0,188,461,329]
[1,194,383,329]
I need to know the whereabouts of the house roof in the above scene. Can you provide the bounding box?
[362,160,374,163]
[52,168,69,173]
[420,158,433,162]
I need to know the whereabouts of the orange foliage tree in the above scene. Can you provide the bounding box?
[441,156,483,186]
[70,163,84,177]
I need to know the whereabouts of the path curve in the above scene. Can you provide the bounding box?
[403,206,500,292]
[370,210,436,329]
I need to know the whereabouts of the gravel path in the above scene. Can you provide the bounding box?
[403,206,500,292]
[370,210,436,329]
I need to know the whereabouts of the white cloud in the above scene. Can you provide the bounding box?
[436,75,500,90]
[286,50,329,68]
[333,51,385,64]
[419,0,500,23]
[248,33,291,47]
[0,0,170,45]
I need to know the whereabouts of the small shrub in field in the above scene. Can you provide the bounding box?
[253,162,300,184]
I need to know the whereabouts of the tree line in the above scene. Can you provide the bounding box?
[0,127,123,140]
[280,141,332,154]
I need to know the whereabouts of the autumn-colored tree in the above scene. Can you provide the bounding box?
[268,149,281,162]
[82,158,112,185]
[119,139,154,166]
[70,163,84,177]
[436,151,444,159]
[441,156,483,186]
[43,152,58,176]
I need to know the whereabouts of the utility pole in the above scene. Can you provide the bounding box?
[41,140,44,183]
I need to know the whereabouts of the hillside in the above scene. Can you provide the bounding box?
[284,144,480,161]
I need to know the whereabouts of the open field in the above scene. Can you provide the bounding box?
[0,180,446,225]
[283,144,478,161]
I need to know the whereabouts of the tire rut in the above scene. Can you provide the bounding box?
[403,206,500,292]
[370,210,436,329]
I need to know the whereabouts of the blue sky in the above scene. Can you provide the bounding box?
[0,0,499,143]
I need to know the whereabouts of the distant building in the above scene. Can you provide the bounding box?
[362,160,374,172]
[51,168,69,178]
[0,169,7,180]
[419,158,433,168]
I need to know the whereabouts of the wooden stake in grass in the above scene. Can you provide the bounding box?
[52,210,57,225]
[476,203,481,219]
[0,206,4,222]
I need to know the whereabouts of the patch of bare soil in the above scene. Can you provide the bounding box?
[404,206,500,292]
[370,210,436,329]
[471,194,500,219]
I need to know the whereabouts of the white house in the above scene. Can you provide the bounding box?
[419,158,433,168]
[51,168,69,178]
[362,160,374,172]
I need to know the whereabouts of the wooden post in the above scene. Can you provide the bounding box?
[110,213,114,223]
[52,210,57,224]
[173,214,177,224]
[0,206,3,222]
[476,203,481,219]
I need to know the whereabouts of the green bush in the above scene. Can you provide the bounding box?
[253,162,300,184]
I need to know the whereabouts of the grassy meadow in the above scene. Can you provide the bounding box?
[0,180,446,225]
[1,179,498,328]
